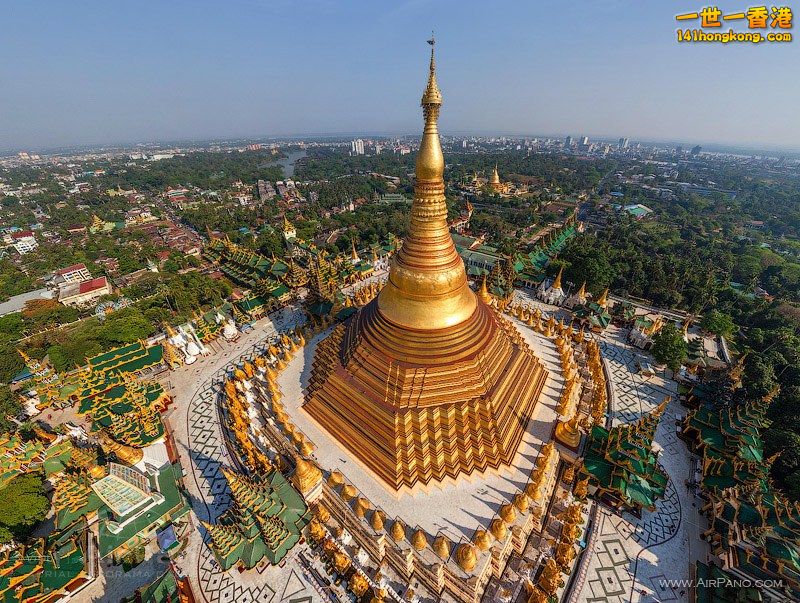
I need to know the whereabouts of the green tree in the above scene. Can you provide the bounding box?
[0,346,25,384]
[0,385,22,432]
[0,472,50,544]
[700,310,736,337]
[651,323,688,372]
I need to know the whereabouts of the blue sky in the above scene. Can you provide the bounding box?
[2,0,798,150]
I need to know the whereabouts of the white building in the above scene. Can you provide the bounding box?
[54,263,92,285]
[351,139,365,155]
[11,231,38,254]
[58,276,112,307]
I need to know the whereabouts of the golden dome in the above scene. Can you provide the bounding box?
[433,535,450,558]
[490,164,501,185]
[371,510,385,531]
[391,519,406,542]
[499,503,517,525]
[333,551,351,573]
[354,497,371,518]
[341,484,357,501]
[314,503,330,523]
[377,38,473,329]
[411,529,427,551]
[478,276,492,305]
[455,543,477,572]
[514,492,529,513]
[526,481,543,502]
[552,265,564,290]
[328,471,344,488]
[492,517,509,540]
[473,529,492,551]
[349,573,370,598]
[308,518,326,540]
[299,440,315,457]
[293,456,322,495]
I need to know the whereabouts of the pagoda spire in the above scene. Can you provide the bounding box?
[597,287,609,308]
[376,38,477,330]
[552,265,564,290]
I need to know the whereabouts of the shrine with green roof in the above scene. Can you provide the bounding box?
[203,467,311,570]
[679,365,799,598]
[96,462,191,561]
[581,399,670,514]
[0,519,91,603]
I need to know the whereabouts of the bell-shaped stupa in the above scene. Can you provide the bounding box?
[303,40,547,493]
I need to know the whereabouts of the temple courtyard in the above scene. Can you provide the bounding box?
[92,294,710,603]
[276,314,565,544]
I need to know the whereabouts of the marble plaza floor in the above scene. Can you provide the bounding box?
[572,326,709,603]
[276,313,566,544]
[157,305,324,603]
[124,291,709,603]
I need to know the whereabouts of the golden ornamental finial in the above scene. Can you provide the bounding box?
[421,35,442,109]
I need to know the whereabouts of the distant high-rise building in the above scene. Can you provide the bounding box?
[580,136,589,146]
[351,139,365,155]
[618,137,630,149]
[462,139,468,148]
[690,145,702,157]
[375,143,382,155]
[564,135,572,147]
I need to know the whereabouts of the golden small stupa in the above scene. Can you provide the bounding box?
[303,39,547,492]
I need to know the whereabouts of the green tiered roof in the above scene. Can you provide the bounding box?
[574,301,612,330]
[123,568,188,603]
[203,467,310,570]
[76,372,168,448]
[683,400,769,492]
[53,471,105,530]
[581,400,669,512]
[682,387,800,597]
[694,561,762,603]
[0,434,73,489]
[0,519,89,603]
[87,341,163,375]
[204,238,290,295]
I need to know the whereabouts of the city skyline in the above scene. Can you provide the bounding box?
[2,0,798,151]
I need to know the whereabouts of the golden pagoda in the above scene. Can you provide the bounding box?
[489,164,507,193]
[303,40,547,493]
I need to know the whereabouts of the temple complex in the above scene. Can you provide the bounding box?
[680,380,800,599]
[580,398,670,513]
[302,42,548,493]
[0,520,93,603]
[488,165,509,194]
[202,468,310,570]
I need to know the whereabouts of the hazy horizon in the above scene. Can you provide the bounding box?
[3,0,798,152]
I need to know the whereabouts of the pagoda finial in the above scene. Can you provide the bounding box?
[597,287,609,308]
[552,265,564,290]
[375,38,476,330]
[478,275,492,305]
[421,33,441,108]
